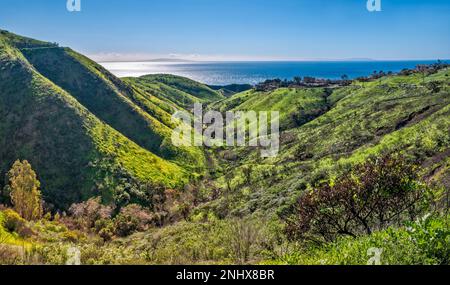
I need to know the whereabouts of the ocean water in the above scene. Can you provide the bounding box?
[99,60,440,86]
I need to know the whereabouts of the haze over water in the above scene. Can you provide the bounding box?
[100,60,441,86]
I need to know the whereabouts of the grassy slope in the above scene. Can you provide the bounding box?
[124,74,224,110]
[210,88,330,130]
[0,31,190,208]
[209,69,450,215]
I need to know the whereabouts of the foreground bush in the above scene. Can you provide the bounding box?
[285,154,433,243]
[1,209,33,238]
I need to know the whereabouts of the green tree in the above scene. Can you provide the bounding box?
[4,160,43,220]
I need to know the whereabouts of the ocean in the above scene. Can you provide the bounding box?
[99,60,441,86]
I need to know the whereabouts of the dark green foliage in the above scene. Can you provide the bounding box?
[113,214,140,237]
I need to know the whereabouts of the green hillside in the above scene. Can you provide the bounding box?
[0,31,203,209]
[207,68,450,216]
[20,46,204,168]
[124,74,224,109]
[210,87,331,130]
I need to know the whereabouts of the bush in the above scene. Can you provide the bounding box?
[285,154,433,243]
[119,204,154,231]
[228,218,262,264]
[68,197,113,230]
[2,209,33,237]
[113,214,139,237]
[2,209,26,233]
[406,214,450,264]
[62,231,80,243]
[94,219,115,241]
[274,214,450,265]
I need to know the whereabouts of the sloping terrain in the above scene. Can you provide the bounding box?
[124,74,224,110]
[0,30,449,265]
[207,68,450,216]
[0,30,205,209]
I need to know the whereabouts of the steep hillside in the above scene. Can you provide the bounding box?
[20,46,204,169]
[0,31,201,209]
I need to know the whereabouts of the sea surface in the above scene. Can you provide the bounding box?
[99,60,441,86]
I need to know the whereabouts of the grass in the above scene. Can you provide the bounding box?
[211,87,330,130]
[124,74,225,111]
[267,214,450,265]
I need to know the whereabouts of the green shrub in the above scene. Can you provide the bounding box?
[2,209,31,237]
[273,214,449,265]
[62,231,80,243]
[114,214,139,237]
[406,214,450,264]
[95,219,115,241]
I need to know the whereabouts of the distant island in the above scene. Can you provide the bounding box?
[100,58,195,63]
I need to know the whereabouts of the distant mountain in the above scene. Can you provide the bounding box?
[100,58,195,63]
[143,58,195,63]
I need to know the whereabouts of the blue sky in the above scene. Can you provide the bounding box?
[0,0,449,61]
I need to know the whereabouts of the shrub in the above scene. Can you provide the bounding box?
[98,227,115,242]
[113,214,139,237]
[285,154,433,243]
[94,219,115,241]
[2,209,33,237]
[68,197,113,230]
[274,214,450,265]
[2,209,26,233]
[62,231,80,243]
[406,214,450,264]
[227,218,262,264]
[119,204,154,231]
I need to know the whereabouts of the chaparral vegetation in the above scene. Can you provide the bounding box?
[0,30,449,265]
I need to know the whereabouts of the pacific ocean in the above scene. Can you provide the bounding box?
[99,60,444,85]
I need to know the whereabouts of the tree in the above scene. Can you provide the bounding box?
[285,154,432,243]
[293,76,302,85]
[341,74,349,81]
[417,65,428,84]
[4,160,43,220]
